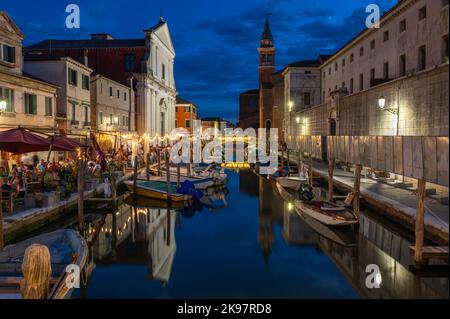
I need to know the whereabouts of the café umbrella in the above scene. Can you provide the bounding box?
[0,128,54,154]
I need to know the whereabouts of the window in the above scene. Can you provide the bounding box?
[399,54,406,77]
[162,63,166,80]
[399,19,406,32]
[124,92,127,101]
[383,62,389,78]
[370,68,375,80]
[342,82,345,89]
[350,53,354,63]
[71,103,76,121]
[303,92,311,106]
[82,74,90,90]
[45,97,52,116]
[442,34,449,63]
[418,6,427,21]
[418,45,426,70]
[443,0,449,7]
[185,106,190,112]
[323,71,326,78]
[360,47,364,56]
[335,62,338,71]
[109,114,113,124]
[109,87,113,97]
[185,120,190,128]
[68,68,78,86]
[342,59,345,67]
[0,87,14,112]
[1,44,15,63]
[124,54,135,72]
[305,70,311,74]
[99,111,103,125]
[350,78,354,94]
[370,39,375,50]
[359,73,364,91]
[328,68,331,75]
[117,90,120,99]
[84,106,89,124]
[383,31,389,42]
[24,93,37,115]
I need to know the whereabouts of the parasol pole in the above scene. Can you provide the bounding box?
[41,136,54,184]
[0,184,4,249]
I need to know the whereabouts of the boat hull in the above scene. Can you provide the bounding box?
[295,201,358,226]
[125,181,191,202]
[276,176,307,191]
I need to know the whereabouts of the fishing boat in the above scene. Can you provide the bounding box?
[294,200,358,226]
[276,175,307,191]
[150,164,227,187]
[0,229,88,299]
[124,180,192,202]
[139,175,214,190]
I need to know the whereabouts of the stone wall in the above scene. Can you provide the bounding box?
[290,64,449,137]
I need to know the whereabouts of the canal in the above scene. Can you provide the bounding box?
[24,170,450,298]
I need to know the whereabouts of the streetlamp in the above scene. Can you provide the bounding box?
[377,96,398,115]
[288,101,294,111]
[295,116,300,124]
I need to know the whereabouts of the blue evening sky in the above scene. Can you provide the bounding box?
[2,0,396,122]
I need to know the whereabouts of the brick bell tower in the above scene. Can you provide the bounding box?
[258,16,275,129]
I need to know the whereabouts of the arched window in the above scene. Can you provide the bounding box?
[124,54,135,72]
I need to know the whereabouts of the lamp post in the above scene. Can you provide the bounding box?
[0,100,5,249]
[0,100,7,114]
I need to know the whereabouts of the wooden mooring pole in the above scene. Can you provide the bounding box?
[77,159,85,230]
[308,154,313,185]
[177,164,181,188]
[146,153,150,181]
[157,148,161,176]
[328,159,335,202]
[281,147,285,169]
[110,167,117,210]
[133,156,138,194]
[297,152,303,176]
[165,150,172,201]
[287,149,290,176]
[414,179,427,267]
[353,164,363,218]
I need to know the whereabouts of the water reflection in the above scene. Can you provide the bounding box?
[74,170,447,299]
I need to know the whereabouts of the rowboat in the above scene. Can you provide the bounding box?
[124,180,192,202]
[294,200,358,226]
[150,165,228,187]
[276,175,307,191]
[0,229,88,299]
[294,208,357,247]
[139,175,214,190]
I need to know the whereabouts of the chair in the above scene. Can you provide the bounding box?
[1,185,14,213]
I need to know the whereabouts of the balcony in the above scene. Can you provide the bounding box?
[70,120,79,125]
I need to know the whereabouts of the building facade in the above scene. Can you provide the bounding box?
[238,89,259,129]
[175,97,197,133]
[320,0,449,102]
[0,11,58,130]
[24,55,93,133]
[24,16,177,142]
[90,74,135,133]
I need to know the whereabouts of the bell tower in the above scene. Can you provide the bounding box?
[258,17,275,84]
[258,16,275,129]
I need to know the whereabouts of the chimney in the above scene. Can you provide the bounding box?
[79,48,89,66]
[90,33,114,40]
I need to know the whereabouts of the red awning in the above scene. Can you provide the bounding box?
[0,128,52,154]
[48,135,85,151]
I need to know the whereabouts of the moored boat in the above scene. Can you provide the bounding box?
[124,180,192,202]
[294,200,358,226]
[0,229,88,299]
[138,175,214,190]
[276,175,307,191]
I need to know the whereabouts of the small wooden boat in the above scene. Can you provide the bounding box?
[294,209,357,247]
[276,175,307,191]
[138,175,214,190]
[295,200,358,226]
[0,229,88,299]
[124,180,192,202]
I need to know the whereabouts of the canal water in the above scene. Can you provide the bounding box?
[28,170,450,298]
